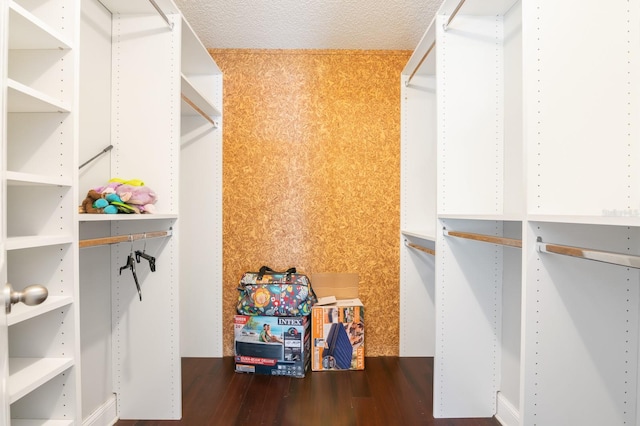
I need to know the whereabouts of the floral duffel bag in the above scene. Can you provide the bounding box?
[237,266,318,316]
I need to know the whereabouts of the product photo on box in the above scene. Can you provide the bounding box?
[234,315,311,377]
[310,273,365,371]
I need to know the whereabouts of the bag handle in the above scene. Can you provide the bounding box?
[257,265,296,280]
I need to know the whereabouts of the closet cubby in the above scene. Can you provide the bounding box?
[7,185,73,238]
[524,1,639,219]
[7,244,75,325]
[524,220,640,425]
[8,307,76,414]
[436,0,522,218]
[11,0,76,42]
[404,0,640,424]
[9,365,76,423]
[435,218,521,418]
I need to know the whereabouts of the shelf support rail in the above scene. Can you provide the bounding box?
[443,0,468,31]
[181,94,218,127]
[405,40,436,87]
[536,237,640,269]
[444,229,522,248]
[149,0,174,30]
[80,228,172,249]
[404,240,436,256]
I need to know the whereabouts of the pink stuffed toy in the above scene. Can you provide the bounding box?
[115,184,158,213]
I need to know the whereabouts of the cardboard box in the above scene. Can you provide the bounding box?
[310,273,365,371]
[234,315,310,377]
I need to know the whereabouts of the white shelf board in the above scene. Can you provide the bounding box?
[6,235,73,251]
[7,296,74,326]
[78,213,178,222]
[8,357,74,404]
[11,420,73,426]
[439,0,519,16]
[181,17,221,75]
[7,171,73,187]
[401,230,437,242]
[527,214,640,228]
[9,1,72,50]
[181,74,221,118]
[7,79,70,113]
[98,0,179,15]
[438,213,524,222]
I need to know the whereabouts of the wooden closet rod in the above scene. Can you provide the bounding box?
[181,94,217,127]
[405,40,436,87]
[537,237,640,269]
[149,0,174,29]
[80,229,172,249]
[444,229,522,248]
[405,241,436,256]
[443,0,468,31]
[405,0,466,86]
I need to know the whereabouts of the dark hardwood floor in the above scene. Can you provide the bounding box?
[116,357,502,426]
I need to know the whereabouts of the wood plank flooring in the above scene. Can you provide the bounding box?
[115,357,502,426]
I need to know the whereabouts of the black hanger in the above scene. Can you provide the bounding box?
[120,235,142,301]
[135,233,156,272]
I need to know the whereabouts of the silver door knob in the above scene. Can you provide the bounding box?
[4,283,48,314]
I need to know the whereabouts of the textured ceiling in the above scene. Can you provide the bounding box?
[173,0,445,50]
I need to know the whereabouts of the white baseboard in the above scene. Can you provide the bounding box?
[83,394,118,426]
[495,392,519,426]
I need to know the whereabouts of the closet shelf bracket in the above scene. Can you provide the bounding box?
[536,237,640,269]
[444,229,522,248]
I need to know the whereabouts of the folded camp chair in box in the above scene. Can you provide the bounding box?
[322,323,353,369]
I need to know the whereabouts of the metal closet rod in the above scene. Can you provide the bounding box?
[80,229,172,249]
[537,237,640,269]
[444,229,523,248]
[405,240,436,256]
[404,0,466,86]
[181,94,217,127]
[79,145,113,170]
[149,0,174,30]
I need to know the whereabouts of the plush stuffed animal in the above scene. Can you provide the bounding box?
[115,184,158,213]
[82,178,158,214]
[105,192,137,214]
[80,189,118,214]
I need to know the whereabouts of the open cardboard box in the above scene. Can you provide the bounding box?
[312,272,360,305]
[310,273,365,371]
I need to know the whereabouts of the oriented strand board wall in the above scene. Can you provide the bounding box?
[209,49,410,357]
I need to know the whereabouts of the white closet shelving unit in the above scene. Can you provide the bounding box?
[0,0,222,423]
[403,0,640,424]
[1,0,81,424]
[400,18,437,357]
[76,0,222,422]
